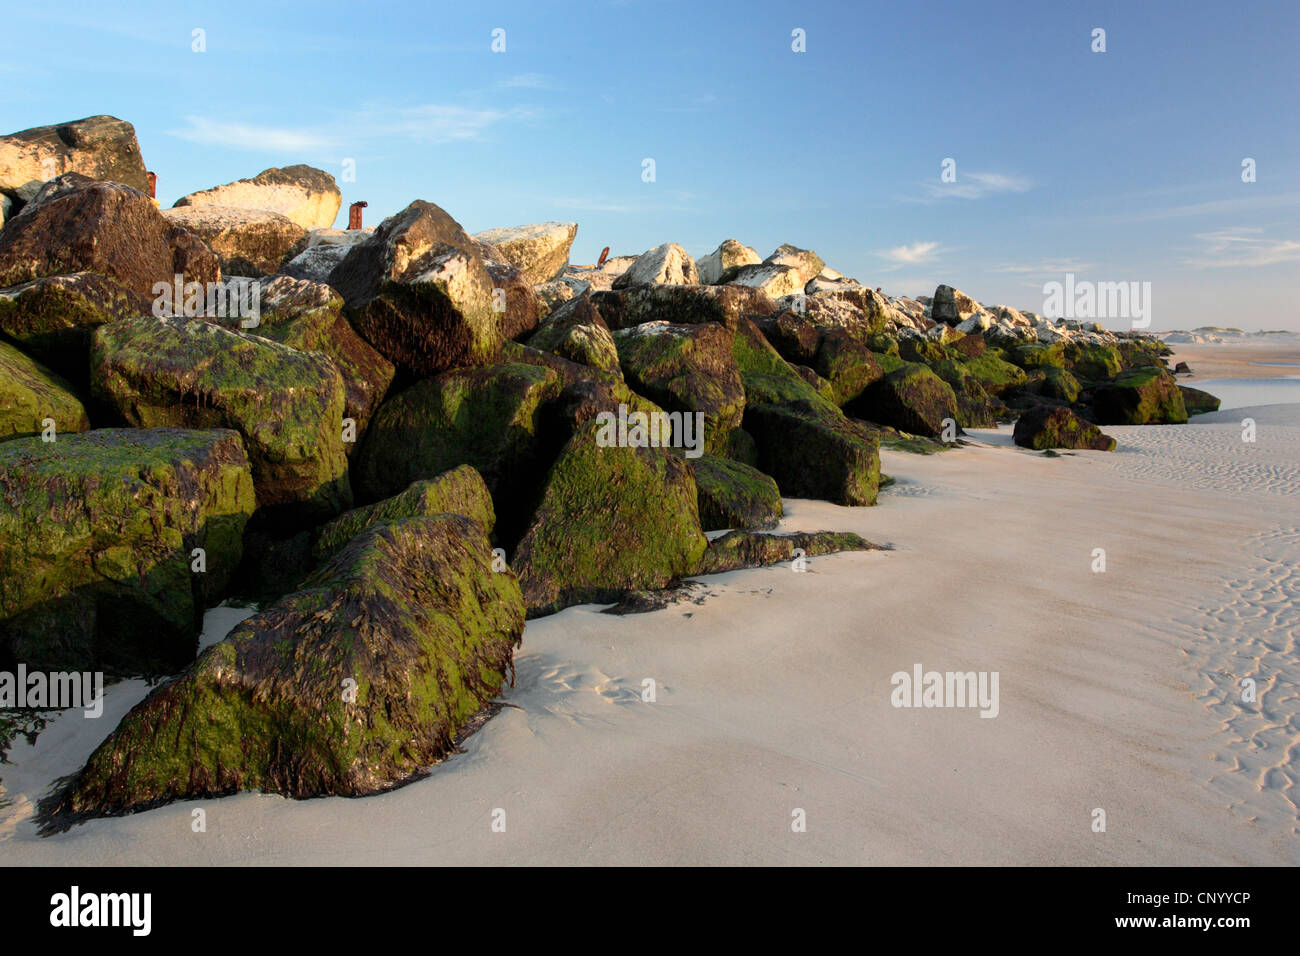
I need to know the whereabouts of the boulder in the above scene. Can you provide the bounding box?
[525,292,620,374]
[795,287,894,341]
[354,362,562,541]
[0,176,220,300]
[1013,405,1116,451]
[281,228,374,283]
[1179,384,1221,416]
[763,244,824,286]
[0,428,255,673]
[744,400,881,506]
[0,116,149,215]
[512,420,707,616]
[853,363,959,438]
[534,278,580,319]
[931,284,981,325]
[328,200,502,376]
[0,339,90,440]
[1037,366,1082,403]
[612,242,699,288]
[471,221,577,284]
[951,351,1027,394]
[732,316,839,411]
[312,466,495,562]
[592,283,774,331]
[697,239,761,284]
[689,454,781,531]
[480,251,540,341]
[46,514,524,821]
[1066,343,1123,381]
[173,164,341,230]
[160,205,306,277]
[726,262,805,298]
[91,316,351,518]
[0,273,148,382]
[695,530,874,575]
[234,275,394,445]
[612,320,745,455]
[1092,368,1188,425]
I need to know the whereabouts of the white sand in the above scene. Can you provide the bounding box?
[2,404,1296,865]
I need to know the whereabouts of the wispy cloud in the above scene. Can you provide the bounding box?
[879,241,940,266]
[1181,228,1300,269]
[902,171,1032,203]
[170,103,538,153]
[991,258,1095,275]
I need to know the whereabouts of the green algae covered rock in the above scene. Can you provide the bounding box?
[45,514,524,822]
[1066,343,1123,381]
[1013,405,1116,451]
[91,316,350,519]
[812,330,884,406]
[1092,367,1187,425]
[0,339,90,441]
[1038,366,1082,403]
[1009,342,1066,370]
[237,276,395,446]
[355,361,562,505]
[744,399,881,506]
[0,272,147,382]
[525,293,620,374]
[0,428,255,672]
[1179,385,1221,416]
[954,351,1027,394]
[689,454,782,531]
[733,316,838,412]
[313,465,495,562]
[614,320,745,455]
[513,420,708,616]
[852,362,959,438]
[695,529,876,575]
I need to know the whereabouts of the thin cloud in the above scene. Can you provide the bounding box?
[903,171,1033,203]
[497,73,560,90]
[170,104,537,152]
[991,258,1095,275]
[879,241,940,265]
[1181,228,1300,269]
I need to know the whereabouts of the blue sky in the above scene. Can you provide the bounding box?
[2,0,1297,330]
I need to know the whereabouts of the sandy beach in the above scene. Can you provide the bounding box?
[3,398,1295,866]
[1166,339,1300,382]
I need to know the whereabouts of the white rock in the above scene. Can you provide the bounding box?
[174,165,342,230]
[727,262,805,298]
[612,242,699,288]
[471,221,577,284]
[697,238,761,284]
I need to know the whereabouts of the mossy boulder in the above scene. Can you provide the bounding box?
[45,514,524,822]
[695,530,876,575]
[0,273,148,382]
[0,428,255,673]
[233,276,395,447]
[160,205,306,277]
[591,284,773,331]
[480,252,540,341]
[613,320,744,455]
[1092,367,1187,425]
[91,316,351,519]
[898,335,951,365]
[1038,366,1082,403]
[689,454,782,531]
[1013,405,1116,451]
[1010,342,1066,369]
[732,317,838,412]
[1178,385,1221,416]
[956,351,1027,394]
[513,420,708,616]
[313,466,495,562]
[356,362,561,499]
[0,339,90,441]
[852,363,959,438]
[812,330,884,406]
[744,399,881,506]
[1066,343,1123,381]
[525,293,620,374]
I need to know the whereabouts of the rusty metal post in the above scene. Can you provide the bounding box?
[147,171,157,199]
[348,201,368,230]
[596,246,610,268]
